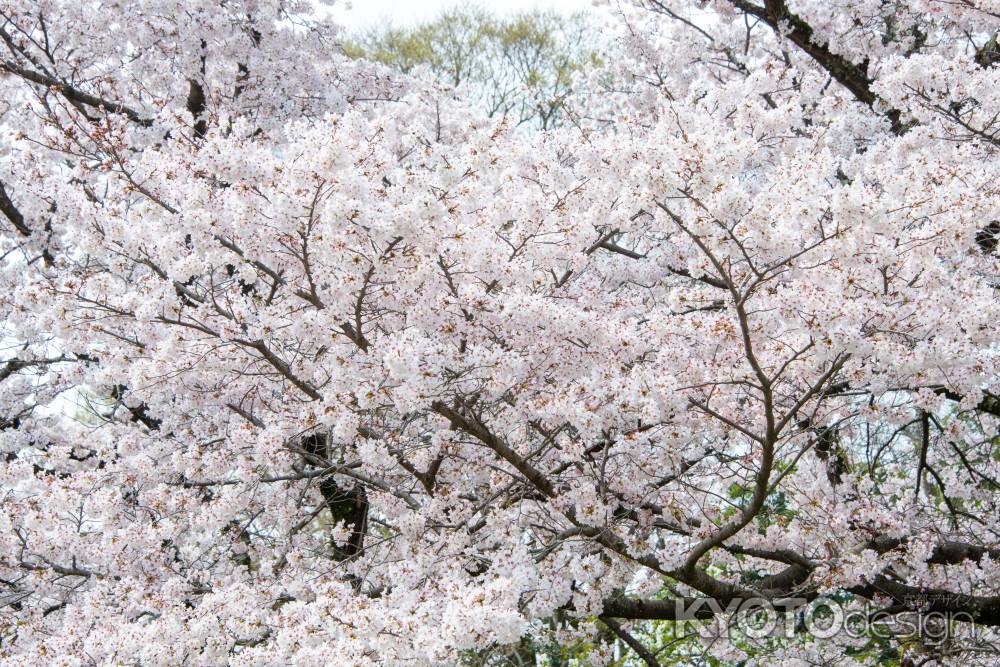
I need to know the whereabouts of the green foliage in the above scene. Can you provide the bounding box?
[343,6,600,129]
[458,616,600,667]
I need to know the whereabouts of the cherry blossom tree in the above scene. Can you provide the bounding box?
[1,0,1000,665]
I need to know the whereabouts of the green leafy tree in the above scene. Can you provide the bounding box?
[344,6,599,129]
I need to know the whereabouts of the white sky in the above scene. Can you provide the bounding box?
[329,0,598,29]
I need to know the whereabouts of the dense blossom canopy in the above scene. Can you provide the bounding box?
[1,0,1000,665]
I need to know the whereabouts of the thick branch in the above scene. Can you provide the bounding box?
[1,58,152,126]
[0,180,30,237]
[600,617,663,667]
[727,0,903,132]
[431,400,556,497]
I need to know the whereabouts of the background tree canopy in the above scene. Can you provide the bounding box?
[343,6,601,129]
